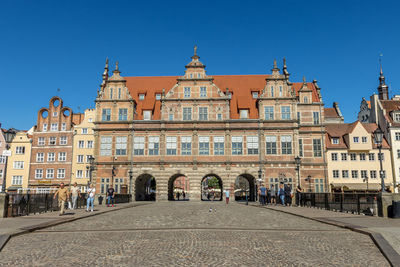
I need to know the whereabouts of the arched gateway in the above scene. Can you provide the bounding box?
[168,174,189,201]
[135,174,156,201]
[201,174,223,201]
[234,174,256,202]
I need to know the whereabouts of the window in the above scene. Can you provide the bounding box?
[53,112,58,117]
[378,153,384,161]
[200,87,207,97]
[199,107,208,121]
[382,170,386,179]
[11,176,23,185]
[82,128,88,134]
[49,137,56,145]
[299,139,303,157]
[51,123,58,131]
[76,170,83,178]
[351,170,358,179]
[47,153,55,162]
[0,156,5,164]
[38,137,45,146]
[110,88,113,99]
[313,112,320,125]
[139,94,145,100]
[281,106,291,120]
[119,108,128,121]
[232,136,243,155]
[304,96,309,103]
[0,170,2,179]
[271,86,274,97]
[183,107,192,121]
[184,87,191,98]
[100,136,112,156]
[116,136,127,155]
[350,153,357,161]
[331,153,338,161]
[240,109,248,119]
[314,178,324,193]
[217,113,222,120]
[313,139,321,157]
[57,169,65,179]
[58,152,66,162]
[333,170,339,178]
[88,118,92,123]
[15,146,25,155]
[102,109,111,121]
[169,113,174,121]
[282,136,292,155]
[362,136,367,143]
[118,88,121,99]
[181,136,192,155]
[143,110,151,120]
[370,170,377,179]
[395,113,400,122]
[86,155,92,163]
[360,153,366,161]
[13,161,24,169]
[61,123,66,131]
[279,86,283,97]
[148,136,159,155]
[361,170,368,179]
[247,136,258,155]
[43,123,47,132]
[156,93,161,100]
[264,106,274,120]
[252,92,258,99]
[341,153,347,161]
[369,153,375,161]
[396,132,400,141]
[36,153,44,162]
[60,136,67,145]
[166,136,177,155]
[353,137,359,143]
[85,169,90,178]
[77,155,84,163]
[397,149,400,159]
[342,170,349,178]
[332,138,339,144]
[46,169,54,179]
[87,140,93,148]
[266,136,277,155]
[35,169,43,179]
[199,136,210,155]
[214,136,224,155]
[78,140,84,148]
[133,136,145,155]
[297,112,300,122]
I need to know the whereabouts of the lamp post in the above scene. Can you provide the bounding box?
[128,170,133,199]
[295,156,301,206]
[86,156,95,189]
[1,129,16,192]
[374,128,385,192]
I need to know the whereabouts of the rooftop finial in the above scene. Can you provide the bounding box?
[303,76,306,84]
[115,61,119,71]
[105,58,109,69]
[194,45,197,56]
[283,58,287,69]
[273,59,277,69]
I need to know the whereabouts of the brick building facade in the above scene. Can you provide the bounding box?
[94,48,328,201]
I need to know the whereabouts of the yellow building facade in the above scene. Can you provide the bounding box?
[71,109,95,192]
[6,129,33,192]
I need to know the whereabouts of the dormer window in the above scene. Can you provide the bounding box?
[143,110,151,120]
[184,87,191,98]
[240,109,248,119]
[394,113,400,122]
[252,92,258,99]
[198,73,201,78]
[53,112,58,117]
[155,94,161,100]
[332,137,339,144]
[139,94,145,100]
[362,136,368,143]
[200,87,207,97]
[353,137,359,143]
[304,96,309,103]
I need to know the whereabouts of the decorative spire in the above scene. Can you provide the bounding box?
[378,56,389,100]
[194,45,197,56]
[303,76,306,85]
[113,60,120,74]
[273,59,278,69]
[282,58,289,77]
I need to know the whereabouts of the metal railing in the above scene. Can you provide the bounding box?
[299,192,379,216]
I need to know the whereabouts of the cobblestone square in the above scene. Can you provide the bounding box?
[0,202,389,266]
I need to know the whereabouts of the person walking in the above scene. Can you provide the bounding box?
[86,184,96,212]
[106,185,115,207]
[278,184,285,205]
[284,184,291,206]
[70,182,81,210]
[225,189,230,204]
[270,185,276,205]
[259,184,266,206]
[266,185,271,205]
[296,185,303,207]
[53,182,69,216]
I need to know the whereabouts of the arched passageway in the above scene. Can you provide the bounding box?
[135,174,156,201]
[201,174,223,201]
[234,174,256,202]
[168,174,190,201]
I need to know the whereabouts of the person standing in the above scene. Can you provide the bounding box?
[266,185,271,205]
[106,185,115,207]
[225,189,230,204]
[278,184,285,205]
[296,185,303,207]
[86,184,96,212]
[270,185,276,205]
[259,184,266,206]
[53,182,69,216]
[70,182,81,210]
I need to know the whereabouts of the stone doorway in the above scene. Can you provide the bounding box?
[201,174,223,201]
[168,174,190,201]
[235,174,256,202]
[135,174,156,201]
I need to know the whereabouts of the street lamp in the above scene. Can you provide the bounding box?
[305,175,312,192]
[128,169,133,199]
[86,156,95,188]
[295,156,301,188]
[374,128,385,192]
[1,129,16,192]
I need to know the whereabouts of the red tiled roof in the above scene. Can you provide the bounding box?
[125,75,321,120]
[324,108,340,118]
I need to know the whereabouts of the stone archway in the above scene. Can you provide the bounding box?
[201,174,223,201]
[168,174,190,201]
[235,174,256,202]
[135,174,156,201]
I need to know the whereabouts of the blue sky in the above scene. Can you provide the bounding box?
[1,0,399,129]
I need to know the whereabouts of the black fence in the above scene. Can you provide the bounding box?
[299,192,379,216]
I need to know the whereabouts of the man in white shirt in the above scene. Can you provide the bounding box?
[70,182,81,210]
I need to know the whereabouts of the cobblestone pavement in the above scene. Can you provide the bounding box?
[0,202,389,266]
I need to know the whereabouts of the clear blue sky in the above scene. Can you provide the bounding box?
[1,0,399,129]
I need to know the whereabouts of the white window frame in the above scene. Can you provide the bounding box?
[50,123,58,131]
[264,106,274,120]
[57,169,65,179]
[36,153,44,162]
[200,87,207,97]
[15,146,25,155]
[148,136,160,155]
[60,136,67,145]
[38,137,45,146]
[232,136,243,155]
[184,87,191,98]
[133,136,145,155]
[58,152,66,162]
[46,169,54,179]
[266,136,277,155]
[247,136,258,155]
[87,140,94,148]
[166,136,177,155]
[13,161,24,169]
[181,136,192,155]
[47,152,55,162]
[116,136,128,155]
[199,136,210,155]
[199,107,208,121]
[100,136,112,156]
[282,135,293,155]
[213,136,224,155]
[77,155,84,163]
[35,169,43,179]
[183,107,192,121]
[78,140,85,149]
[11,175,23,185]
